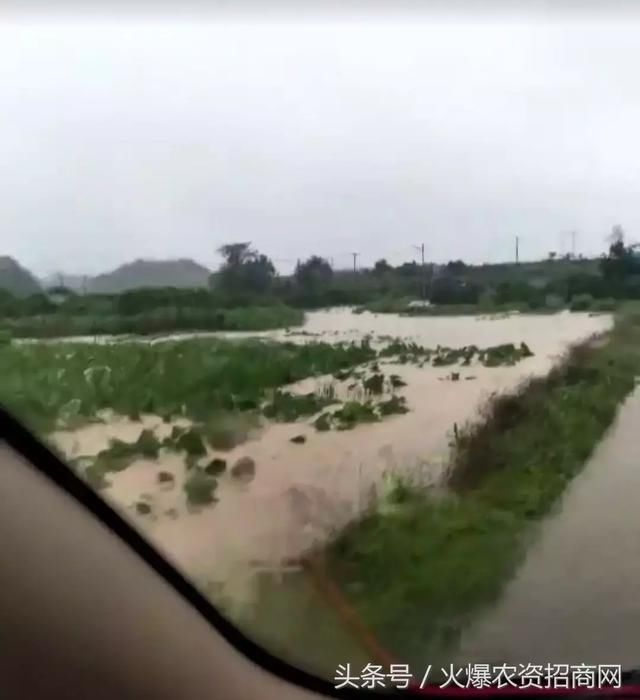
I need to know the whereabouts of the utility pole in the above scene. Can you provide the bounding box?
[413,243,427,300]
[515,236,520,264]
[571,230,577,258]
[351,252,359,273]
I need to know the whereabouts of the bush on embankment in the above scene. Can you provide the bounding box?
[326,309,640,665]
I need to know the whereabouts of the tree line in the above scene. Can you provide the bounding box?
[1,227,639,319]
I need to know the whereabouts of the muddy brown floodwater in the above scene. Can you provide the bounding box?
[50,308,613,676]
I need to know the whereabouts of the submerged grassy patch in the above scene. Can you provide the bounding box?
[0,337,376,433]
[326,310,640,665]
[262,389,336,422]
[184,470,218,506]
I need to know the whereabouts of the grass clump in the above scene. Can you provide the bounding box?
[201,413,256,451]
[262,390,335,422]
[183,471,218,506]
[135,501,152,515]
[389,374,407,388]
[84,462,109,490]
[204,458,227,476]
[377,395,409,416]
[135,428,161,458]
[175,428,207,457]
[327,310,640,666]
[362,373,385,395]
[313,413,331,432]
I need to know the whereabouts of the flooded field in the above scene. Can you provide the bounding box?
[46,308,613,674]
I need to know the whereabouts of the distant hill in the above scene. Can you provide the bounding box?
[0,257,41,297]
[88,258,212,293]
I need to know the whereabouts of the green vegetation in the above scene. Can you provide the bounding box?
[95,428,161,467]
[184,470,218,506]
[0,337,376,433]
[569,293,594,311]
[201,413,257,451]
[174,428,207,457]
[262,389,336,422]
[327,309,640,665]
[2,224,639,331]
[377,395,410,416]
[204,458,227,476]
[314,395,409,431]
[378,340,534,368]
[0,304,303,339]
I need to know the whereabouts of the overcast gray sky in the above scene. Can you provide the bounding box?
[3,8,640,276]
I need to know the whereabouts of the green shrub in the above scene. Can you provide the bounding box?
[569,293,594,311]
[363,374,385,395]
[262,390,334,422]
[378,395,409,416]
[592,297,617,312]
[183,471,218,506]
[333,401,380,430]
[135,428,161,458]
[314,413,331,431]
[202,413,255,450]
[204,458,227,476]
[84,463,108,490]
[176,428,207,457]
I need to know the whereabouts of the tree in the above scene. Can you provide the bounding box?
[600,225,637,281]
[548,251,557,261]
[215,243,275,297]
[446,260,467,273]
[373,259,392,276]
[294,256,333,291]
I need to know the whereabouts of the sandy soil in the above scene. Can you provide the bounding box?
[50,309,613,607]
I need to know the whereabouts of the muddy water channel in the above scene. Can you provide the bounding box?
[50,309,613,676]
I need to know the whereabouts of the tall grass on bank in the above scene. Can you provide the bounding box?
[0,338,376,433]
[0,304,303,339]
[326,310,640,666]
